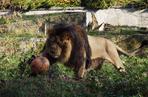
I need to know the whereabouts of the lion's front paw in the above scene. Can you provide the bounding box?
[78,66,86,78]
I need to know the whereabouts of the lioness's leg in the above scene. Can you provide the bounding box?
[86,58,104,72]
[103,52,115,64]
[106,41,126,72]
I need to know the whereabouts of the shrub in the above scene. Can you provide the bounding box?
[10,0,80,10]
[0,0,147,10]
[0,0,10,9]
[81,0,115,9]
[81,0,148,9]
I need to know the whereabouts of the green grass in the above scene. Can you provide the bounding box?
[0,56,148,97]
[0,26,148,97]
[87,56,148,97]
[0,40,147,97]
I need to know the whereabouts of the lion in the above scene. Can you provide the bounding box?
[86,35,130,73]
[41,23,92,78]
[43,34,130,77]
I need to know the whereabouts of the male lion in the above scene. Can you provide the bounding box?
[41,24,92,78]
[43,34,130,77]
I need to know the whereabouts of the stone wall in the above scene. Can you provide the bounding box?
[1,8,148,28]
[86,8,148,28]
[0,12,86,33]
[46,12,86,27]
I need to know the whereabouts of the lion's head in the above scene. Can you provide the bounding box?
[41,23,91,78]
[46,36,62,58]
[43,34,72,61]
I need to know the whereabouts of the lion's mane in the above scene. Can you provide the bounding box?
[42,23,91,73]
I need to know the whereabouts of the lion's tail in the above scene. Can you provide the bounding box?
[116,45,131,56]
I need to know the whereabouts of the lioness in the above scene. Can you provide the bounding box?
[87,35,130,73]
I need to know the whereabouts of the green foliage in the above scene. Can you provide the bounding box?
[0,17,12,24]
[11,0,30,10]
[0,17,8,24]
[86,56,148,97]
[28,0,46,9]
[0,36,44,79]
[0,13,21,25]
[0,49,35,79]
[81,0,148,9]
[126,0,148,9]
[0,55,148,97]
[0,0,10,9]
[10,0,80,10]
[0,76,95,97]
[81,0,115,9]
[0,0,147,10]
[45,0,80,7]
[49,63,75,79]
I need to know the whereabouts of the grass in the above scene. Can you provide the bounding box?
[0,25,148,97]
[0,56,148,97]
[87,56,148,97]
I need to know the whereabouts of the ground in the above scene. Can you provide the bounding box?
[0,18,148,97]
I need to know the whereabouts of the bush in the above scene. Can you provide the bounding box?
[0,0,147,10]
[10,0,80,11]
[125,0,148,9]
[81,0,148,9]
[0,0,10,9]
[81,0,115,9]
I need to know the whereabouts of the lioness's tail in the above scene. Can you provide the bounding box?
[116,45,130,56]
